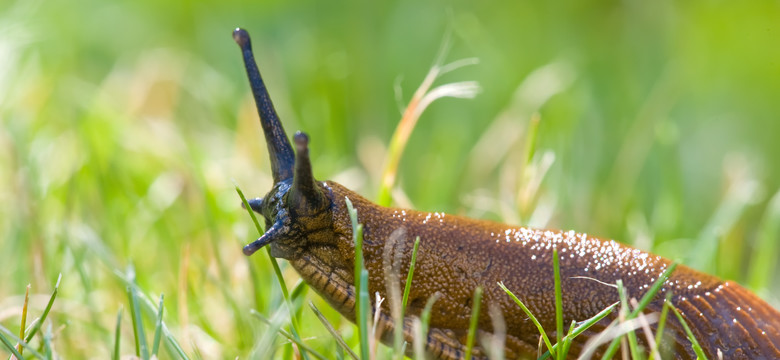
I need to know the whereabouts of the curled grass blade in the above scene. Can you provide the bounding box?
[377,41,480,206]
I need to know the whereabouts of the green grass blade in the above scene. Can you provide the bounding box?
[114,270,189,360]
[464,286,483,360]
[414,292,442,358]
[553,249,563,360]
[538,302,619,360]
[308,302,359,360]
[402,237,421,308]
[601,263,678,359]
[669,305,707,359]
[113,306,123,360]
[0,331,23,360]
[18,284,29,357]
[616,280,642,360]
[498,281,554,355]
[43,323,53,360]
[561,320,576,357]
[0,324,45,359]
[236,184,309,360]
[650,292,673,360]
[358,269,370,360]
[151,294,164,356]
[420,293,440,340]
[250,310,329,360]
[345,197,370,360]
[24,273,61,343]
[394,235,420,360]
[631,263,678,318]
[748,189,780,290]
[128,286,150,360]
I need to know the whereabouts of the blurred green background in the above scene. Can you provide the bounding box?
[1,0,779,358]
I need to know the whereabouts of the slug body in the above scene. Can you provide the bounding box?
[232,28,780,359]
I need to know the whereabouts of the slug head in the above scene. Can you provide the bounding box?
[234,28,334,259]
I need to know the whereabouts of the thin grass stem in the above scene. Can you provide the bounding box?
[464,287,483,360]
[113,306,123,360]
[498,282,555,355]
[152,294,164,356]
[553,249,563,360]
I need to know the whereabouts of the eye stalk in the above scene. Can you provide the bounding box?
[233,28,296,183]
[235,29,330,257]
[290,131,326,212]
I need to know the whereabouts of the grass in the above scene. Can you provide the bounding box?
[2,0,780,358]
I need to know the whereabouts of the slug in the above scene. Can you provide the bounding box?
[231,28,780,359]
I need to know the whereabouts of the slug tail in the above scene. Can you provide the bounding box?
[233,28,295,182]
[676,282,780,359]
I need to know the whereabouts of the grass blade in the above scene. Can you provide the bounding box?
[0,332,23,360]
[43,323,53,360]
[345,197,371,360]
[649,292,673,360]
[128,286,150,359]
[308,302,359,360]
[114,271,189,360]
[464,286,483,360]
[395,235,420,360]
[24,273,61,343]
[236,184,309,360]
[616,280,641,360]
[414,293,441,359]
[402,237,421,308]
[0,324,45,359]
[553,249,563,360]
[600,263,678,359]
[498,282,554,355]
[152,294,164,356]
[748,189,780,290]
[17,284,30,357]
[250,310,329,360]
[377,48,479,206]
[669,305,707,359]
[537,302,619,359]
[113,306,123,360]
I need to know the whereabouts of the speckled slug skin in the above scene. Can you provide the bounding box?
[232,28,780,359]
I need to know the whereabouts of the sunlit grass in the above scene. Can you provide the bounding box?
[2,0,780,358]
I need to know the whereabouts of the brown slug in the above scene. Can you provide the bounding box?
[232,28,780,359]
